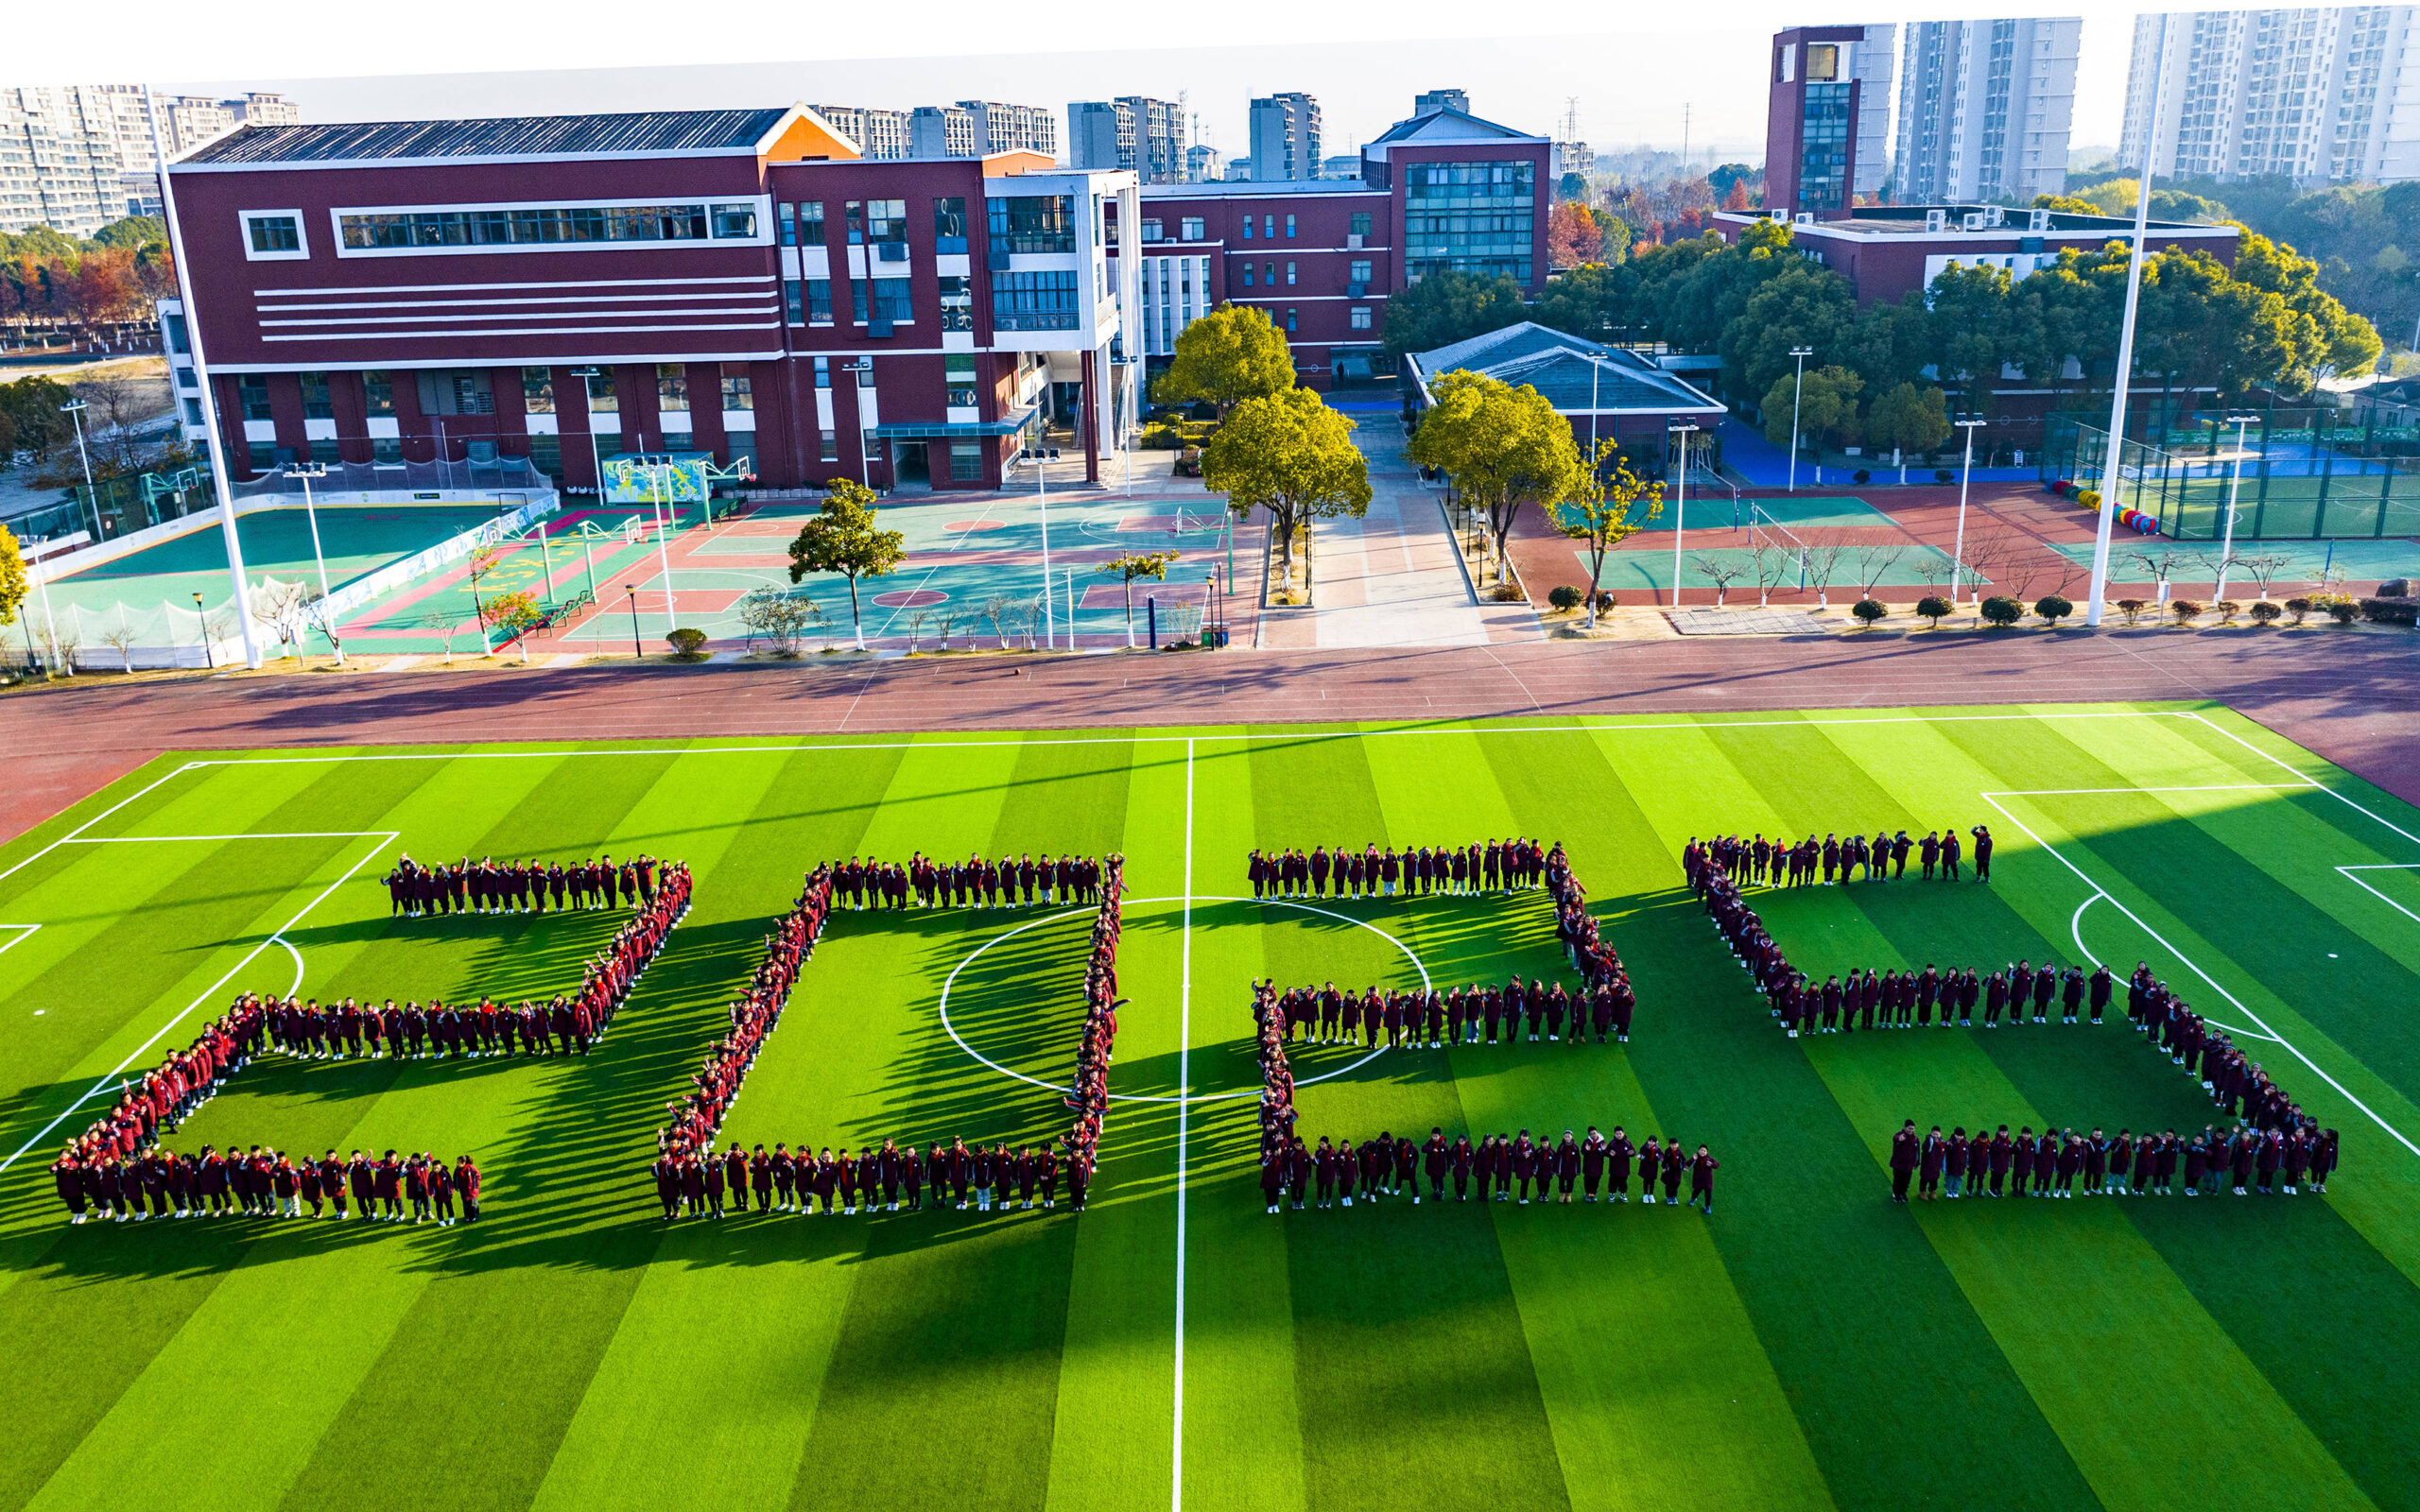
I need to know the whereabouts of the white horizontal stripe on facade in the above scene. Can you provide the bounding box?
[260,321,785,342]
[208,352,788,373]
[260,305,776,327]
[252,276,776,298]
[256,291,786,312]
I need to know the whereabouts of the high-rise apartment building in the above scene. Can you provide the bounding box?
[1894,16,2082,202]
[1413,88,1471,117]
[959,100,1056,157]
[2121,7,2420,183]
[1069,101,1134,173]
[1764,26,1894,215]
[0,85,290,234]
[1068,97,1187,181]
[1249,92,1321,180]
[910,105,977,159]
[813,103,912,160]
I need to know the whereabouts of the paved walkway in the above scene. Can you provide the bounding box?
[1259,423,1540,649]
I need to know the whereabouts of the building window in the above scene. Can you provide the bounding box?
[945,354,978,408]
[1285,307,1298,333]
[949,442,983,481]
[1265,262,1275,286]
[806,278,833,323]
[721,373,753,411]
[527,435,562,478]
[1286,261,1297,285]
[785,278,804,324]
[1351,211,1372,237]
[863,428,880,461]
[938,274,972,331]
[300,371,333,420]
[1286,214,1296,238]
[336,199,766,251]
[182,397,202,425]
[869,278,912,323]
[165,313,189,354]
[1402,159,1537,284]
[1264,215,1275,238]
[1141,218,1164,242]
[989,269,1080,330]
[934,197,968,253]
[986,195,1077,256]
[1241,216,1253,240]
[372,437,403,463]
[1240,265,1254,288]
[779,202,798,246]
[1181,216,1204,240]
[521,367,555,414]
[238,375,272,421]
[364,370,393,417]
[820,428,838,461]
[586,369,617,412]
[814,356,831,388]
[1350,258,1373,284]
[241,211,305,260]
[856,360,875,389]
[799,200,825,244]
[1350,306,1373,330]
[657,364,688,413]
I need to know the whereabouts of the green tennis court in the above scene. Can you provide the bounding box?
[2046,538,2420,583]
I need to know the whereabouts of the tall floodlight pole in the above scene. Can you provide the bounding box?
[2215,410,2254,599]
[2085,13,2172,627]
[1951,417,1986,603]
[1032,437,1056,649]
[571,366,610,505]
[61,398,102,541]
[143,88,262,667]
[1668,421,1700,609]
[291,461,333,606]
[648,462,678,635]
[1787,347,1814,492]
[842,358,873,488]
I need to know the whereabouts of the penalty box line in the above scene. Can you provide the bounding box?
[1982,787,2420,1161]
[0,828,400,1177]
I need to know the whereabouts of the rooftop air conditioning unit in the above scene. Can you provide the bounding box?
[1769,209,1789,224]
[1794,212,1814,226]
[2029,208,2051,232]
[1962,213,1986,231]
[1346,232,1363,249]
[1985,205,2006,227]
[1926,208,1947,232]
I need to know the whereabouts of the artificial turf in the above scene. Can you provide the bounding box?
[2,705,2417,1512]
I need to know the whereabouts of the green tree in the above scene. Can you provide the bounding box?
[1660,219,1796,352]
[1555,439,1662,627]
[1532,263,1623,340]
[1409,369,1583,585]
[1381,269,1530,362]
[1201,388,1371,592]
[1098,550,1183,643]
[1721,259,1861,399]
[0,375,75,464]
[1152,303,1295,417]
[1925,262,2020,412]
[89,216,165,250]
[2229,230,2382,385]
[1760,365,1864,456]
[786,479,906,648]
[0,524,26,630]
[1863,383,1952,482]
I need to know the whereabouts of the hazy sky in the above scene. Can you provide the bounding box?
[26,0,2139,163]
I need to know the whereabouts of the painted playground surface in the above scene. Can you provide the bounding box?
[528,491,1242,655]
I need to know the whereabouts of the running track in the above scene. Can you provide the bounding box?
[4,631,2418,843]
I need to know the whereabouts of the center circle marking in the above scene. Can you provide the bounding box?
[934,893,1432,1106]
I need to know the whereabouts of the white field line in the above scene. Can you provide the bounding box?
[0,830,397,1175]
[0,924,38,958]
[1984,790,2420,1160]
[2339,865,2420,925]
[0,761,204,888]
[1172,735,1192,1512]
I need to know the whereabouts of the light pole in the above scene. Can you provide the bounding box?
[1951,417,1986,603]
[192,591,211,670]
[290,460,340,662]
[841,359,874,489]
[61,398,102,541]
[30,537,63,675]
[644,460,679,637]
[2085,12,2171,627]
[570,367,611,506]
[1028,437,1056,649]
[1668,421,1700,610]
[2214,410,2256,599]
[1787,347,1814,492]
[626,584,644,660]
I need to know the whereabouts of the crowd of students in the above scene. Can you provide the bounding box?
[826,853,1109,910]
[1888,1119,2338,1201]
[1257,1126,1719,1211]
[1682,836,2343,1202]
[1685,828,1996,887]
[54,1146,481,1224]
[48,859,693,1228]
[649,856,1123,1220]
[1255,975,1630,1047]
[1247,838,1551,900]
[384,854,666,916]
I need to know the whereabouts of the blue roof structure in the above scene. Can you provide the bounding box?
[1407,323,1725,418]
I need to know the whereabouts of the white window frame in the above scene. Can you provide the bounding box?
[242,209,310,262]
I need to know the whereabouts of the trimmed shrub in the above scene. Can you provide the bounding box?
[2360,595,2420,627]
[2168,599,2204,626]
[2248,600,2283,627]
[1915,594,1952,626]
[2033,593,2074,626]
[1852,597,1888,626]
[2316,593,2360,625]
[1547,584,1582,611]
[666,627,709,659]
[1979,594,2024,627]
[2214,598,2241,624]
[2284,595,2314,626]
[2115,598,2148,625]
[1852,469,1872,485]
[1592,590,1616,612]
[1491,582,1526,603]
[1934,469,1954,484]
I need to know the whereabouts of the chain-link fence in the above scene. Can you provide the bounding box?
[2041,411,2420,541]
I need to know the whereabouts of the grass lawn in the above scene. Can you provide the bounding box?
[2,705,2418,1512]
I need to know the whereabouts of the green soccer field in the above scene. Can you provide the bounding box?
[4,705,2419,1512]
